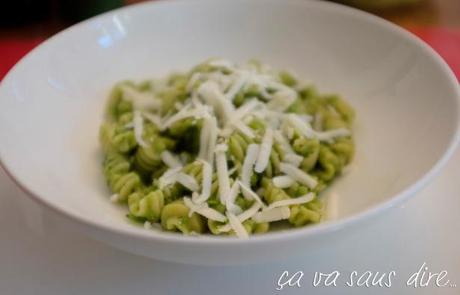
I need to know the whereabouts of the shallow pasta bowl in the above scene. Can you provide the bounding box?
[0,0,459,265]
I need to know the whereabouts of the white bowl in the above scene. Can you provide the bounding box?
[0,0,459,265]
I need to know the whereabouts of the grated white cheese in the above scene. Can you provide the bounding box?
[197,80,234,125]
[231,99,261,122]
[176,172,199,192]
[206,116,219,165]
[220,99,261,138]
[161,167,180,179]
[226,181,242,215]
[232,121,255,139]
[142,112,162,127]
[208,59,235,71]
[218,202,262,233]
[193,160,213,204]
[245,72,279,101]
[225,71,249,101]
[186,72,202,92]
[183,197,227,222]
[215,143,228,153]
[209,72,233,90]
[241,144,260,187]
[218,202,261,233]
[238,181,266,208]
[228,166,238,177]
[299,114,314,123]
[253,207,291,223]
[267,88,297,112]
[272,175,295,188]
[239,202,262,223]
[161,151,182,168]
[286,113,350,142]
[190,95,202,108]
[316,128,351,142]
[217,225,231,233]
[273,130,295,154]
[160,103,191,126]
[254,128,273,173]
[133,110,148,147]
[267,193,315,210]
[287,113,316,139]
[191,191,200,203]
[194,206,227,222]
[227,212,249,239]
[120,85,162,110]
[284,153,304,167]
[158,167,182,189]
[279,162,318,189]
[161,107,209,130]
[216,144,231,204]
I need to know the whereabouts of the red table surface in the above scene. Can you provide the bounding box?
[0,28,459,80]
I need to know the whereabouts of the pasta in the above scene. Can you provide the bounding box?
[99,59,355,238]
[103,152,141,202]
[128,190,164,222]
[160,200,205,234]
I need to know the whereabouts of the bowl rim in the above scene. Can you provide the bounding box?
[0,0,459,246]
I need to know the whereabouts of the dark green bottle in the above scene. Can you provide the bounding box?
[59,0,124,22]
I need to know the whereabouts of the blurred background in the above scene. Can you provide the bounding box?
[0,0,459,78]
[1,0,458,29]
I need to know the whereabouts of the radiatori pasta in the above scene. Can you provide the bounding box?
[99,59,355,238]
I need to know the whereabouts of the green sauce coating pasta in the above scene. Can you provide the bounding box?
[103,152,142,202]
[128,190,164,222]
[161,201,205,234]
[106,81,135,121]
[99,59,356,237]
[289,202,323,227]
[134,134,176,175]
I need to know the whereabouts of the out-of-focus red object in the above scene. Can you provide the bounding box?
[408,28,460,80]
[0,38,44,79]
[0,28,459,80]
